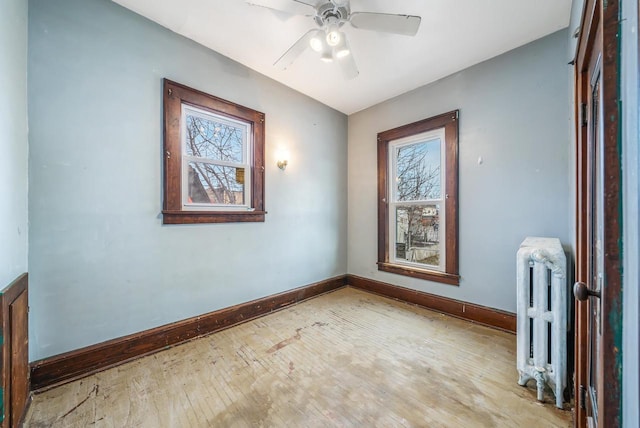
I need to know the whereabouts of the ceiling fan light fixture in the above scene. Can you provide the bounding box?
[320,50,334,62]
[325,22,341,47]
[318,34,334,62]
[326,31,341,47]
[335,47,350,58]
[309,35,323,52]
[334,34,350,58]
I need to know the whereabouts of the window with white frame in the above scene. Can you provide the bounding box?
[389,129,446,271]
[377,110,459,285]
[181,105,251,210]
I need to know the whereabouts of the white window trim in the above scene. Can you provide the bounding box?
[180,104,252,211]
[388,128,446,272]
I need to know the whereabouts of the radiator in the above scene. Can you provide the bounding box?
[516,237,567,409]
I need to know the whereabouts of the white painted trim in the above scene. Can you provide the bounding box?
[180,103,252,211]
[387,128,446,272]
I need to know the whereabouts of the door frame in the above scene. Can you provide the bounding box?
[574,0,623,426]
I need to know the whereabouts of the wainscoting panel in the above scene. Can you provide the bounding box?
[1,273,29,428]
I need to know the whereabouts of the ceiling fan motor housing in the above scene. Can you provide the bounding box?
[314,2,349,27]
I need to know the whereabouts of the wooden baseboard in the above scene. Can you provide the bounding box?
[347,274,516,333]
[30,275,347,391]
[30,274,514,391]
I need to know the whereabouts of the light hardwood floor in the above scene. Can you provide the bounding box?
[25,287,572,427]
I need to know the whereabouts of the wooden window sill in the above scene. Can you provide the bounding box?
[377,262,460,286]
[162,210,266,224]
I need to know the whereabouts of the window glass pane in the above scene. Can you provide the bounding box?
[187,162,245,205]
[395,204,440,267]
[396,139,441,201]
[185,114,245,163]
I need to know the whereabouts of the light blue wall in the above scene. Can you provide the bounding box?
[620,0,639,425]
[27,0,348,361]
[0,0,29,287]
[348,30,570,312]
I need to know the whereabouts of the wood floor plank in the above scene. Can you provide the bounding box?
[24,287,572,427]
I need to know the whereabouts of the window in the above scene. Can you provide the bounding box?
[163,79,265,224]
[377,110,459,285]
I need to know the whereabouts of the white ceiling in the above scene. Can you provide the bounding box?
[112,0,572,115]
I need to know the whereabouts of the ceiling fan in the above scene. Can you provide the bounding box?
[247,0,422,79]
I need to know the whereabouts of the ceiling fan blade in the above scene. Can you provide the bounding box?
[274,29,318,70]
[246,0,316,16]
[338,51,359,80]
[350,12,421,36]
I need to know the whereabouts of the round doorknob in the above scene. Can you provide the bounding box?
[573,281,601,301]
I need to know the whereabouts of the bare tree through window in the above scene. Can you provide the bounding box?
[185,114,246,205]
[396,141,440,201]
[394,139,442,267]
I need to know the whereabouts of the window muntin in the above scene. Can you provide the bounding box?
[181,105,251,210]
[389,129,446,272]
[377,110,459,285]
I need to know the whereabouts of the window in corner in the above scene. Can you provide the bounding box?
[163,79,265,224]
[377,110,459,285]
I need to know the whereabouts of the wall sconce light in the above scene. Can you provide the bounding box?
[277,159,288,171]
[275,146,290,171]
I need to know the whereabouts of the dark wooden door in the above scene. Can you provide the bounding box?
[573,0,623,426]
[577,41,603,426]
